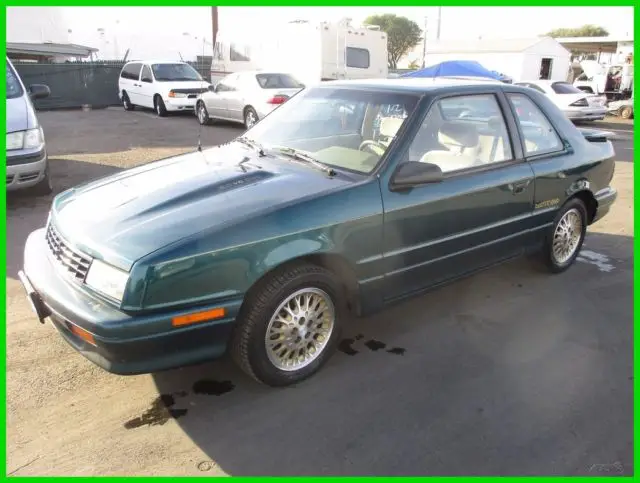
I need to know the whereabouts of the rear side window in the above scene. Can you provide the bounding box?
[256,74,304,89]
[141,65,153,82]
[346,47,370,69]
[551,82,583,94]
[121,63,142,80]
[508,94,563,156]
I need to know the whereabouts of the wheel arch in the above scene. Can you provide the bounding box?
[241,252,361,317]
[567,189,597,224]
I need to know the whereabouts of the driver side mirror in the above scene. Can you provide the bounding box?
[209,84,218,93]
[390,161,443,191]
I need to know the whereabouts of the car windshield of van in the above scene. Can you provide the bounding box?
[244,87,420,175]
[256,73,305,89]
[6,63,23,99]
[151,63,202,82]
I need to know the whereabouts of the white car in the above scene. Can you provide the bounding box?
[514,80,607,122]
[195,71,305,129]
[118,60,211,117]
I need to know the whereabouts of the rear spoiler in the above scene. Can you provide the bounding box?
[579,127,616,143]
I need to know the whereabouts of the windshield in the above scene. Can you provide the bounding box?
[551,82,584,94]
[256,73,305,89]
[6,62,24,99]
[245,87,420,174]
[151,63,202,82]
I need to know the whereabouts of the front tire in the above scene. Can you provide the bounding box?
[542,198,587,273]
[29,163,53,196]
[243,106,258,130]
[196,101,210,125]
[154,95,167,117]
[231,264,345,387]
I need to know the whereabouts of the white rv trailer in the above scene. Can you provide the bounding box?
[210,18,389,85]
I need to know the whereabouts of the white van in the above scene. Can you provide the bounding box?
[6,57,52,195]
[118,60,212,117]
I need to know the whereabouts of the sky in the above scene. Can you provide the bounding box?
[7,6,634,60]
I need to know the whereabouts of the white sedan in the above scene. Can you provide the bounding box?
[514,80,607,122]
[195,71,305,129]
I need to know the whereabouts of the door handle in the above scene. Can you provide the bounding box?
[134,83,140,87]
[508,180,531,194]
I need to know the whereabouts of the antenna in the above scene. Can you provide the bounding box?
[196,36,206,152]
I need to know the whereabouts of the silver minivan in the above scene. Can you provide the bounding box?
[6,57,52,195]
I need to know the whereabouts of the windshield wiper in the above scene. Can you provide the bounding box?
[272,146,336,176]
[236,136,266,157]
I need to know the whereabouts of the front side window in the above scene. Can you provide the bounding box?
[151,63,202,82]
[140,65,153,82]
[346,47,370,69]
[6,63,23,99]
[406,94,514,173]
[508,93,563,156]
[246,87,420,174]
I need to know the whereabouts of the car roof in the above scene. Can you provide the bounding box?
[125,60,189,65]
[517,80,571,85]
[315,77,526,95]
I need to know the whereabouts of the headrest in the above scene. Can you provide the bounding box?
[487,116,504,131]
[379,117,404,138]
[439,121,479,148]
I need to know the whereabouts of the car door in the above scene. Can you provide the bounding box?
[380,90,536,301]
[223,73,244,121]
[138,64,155,109]
[206,75,234,119]
[122,62,143,105]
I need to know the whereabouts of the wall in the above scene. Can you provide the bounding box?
[521,53,571,82]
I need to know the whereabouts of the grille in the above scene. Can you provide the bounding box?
[45,224,92,282]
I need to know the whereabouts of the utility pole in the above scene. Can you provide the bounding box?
[421,16,428,68]
[436,7,442,40]
[211,7,218,52]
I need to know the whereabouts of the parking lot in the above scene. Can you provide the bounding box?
[6,107,634,476]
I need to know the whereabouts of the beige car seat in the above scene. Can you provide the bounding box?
[421,121,481,172]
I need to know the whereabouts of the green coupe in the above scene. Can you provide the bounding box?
[20,78,617,387]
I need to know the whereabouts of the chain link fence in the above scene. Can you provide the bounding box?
[12,59,212,110]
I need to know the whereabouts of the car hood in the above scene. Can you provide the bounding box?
[160,80,211,91]
[51,142,352,271]
[6,96,34,133]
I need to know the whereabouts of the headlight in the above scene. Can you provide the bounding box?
[85,259,129,302]
[168,91,187,98]
[6,127,44,151]
[6,131,24,150]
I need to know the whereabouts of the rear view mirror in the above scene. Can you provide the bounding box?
[208,84,217,92]
[390,161,443,191]
[29,84,50,100]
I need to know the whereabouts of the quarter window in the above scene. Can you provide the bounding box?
[407,94,513,174]
[346,47,370,69]
[508,94,563,156]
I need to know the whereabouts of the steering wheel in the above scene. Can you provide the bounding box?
[358,140,386,155]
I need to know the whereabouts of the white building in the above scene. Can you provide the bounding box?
[556,36,633,65]
[421,37,571,82]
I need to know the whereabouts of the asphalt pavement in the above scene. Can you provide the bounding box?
[6,108,633,476]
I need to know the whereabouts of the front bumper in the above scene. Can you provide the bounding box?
[20,228,240,375]
[6,147,47,191]
[592,186,618,224]
[564,107,607,121]
[164,96,198,111]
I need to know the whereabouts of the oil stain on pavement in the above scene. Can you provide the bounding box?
[125,336,404,429]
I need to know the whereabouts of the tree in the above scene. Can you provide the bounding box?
[364,14,423,69]
[545,24,609,38]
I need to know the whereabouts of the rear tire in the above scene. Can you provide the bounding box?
[154,95,167,117]
[122,91,134,111]
[542,198,587,273]
[231,263,345,387]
